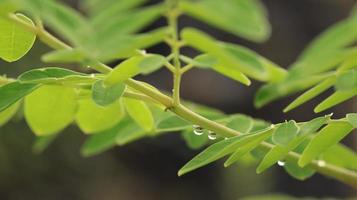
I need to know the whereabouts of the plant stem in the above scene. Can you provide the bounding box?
[166,4,182,106]
[9,12,357,189]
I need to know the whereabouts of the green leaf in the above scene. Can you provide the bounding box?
[76,98,124,134]
[138,54,167,75]
[178,127,273,176]
[0,81,38,112]
[321,144,357,170]
[256,135,308,174]
[81,117,139,157]
[104,56,142,85]
[181,129,209,150]
[284,77,336,112]
[299,115,331,135]
[18,0,91,46]
[283,157,315,180]
[92,80,125,106]
[299,121,354,167]
[254,72,334,108]
[224,128,272,167]
[41,49,86,63]
[0,101,20,126]
[83,0,145,17]
[18,67,87,84]
[32,134,58,154]
[0,13,36,62]
[93,5,164,36]
[256,116,330,173]
[115,119,146,146]
[335,69,357,91]
[123,98,154,132]
[24,85,78,136]
[181,28,273,81]
[299,16,357,61]
[179,0,270,42]
[226,114,254,134]
[314,88,357,113]
[272,120,300,146]
[346,113,357,128]
[157,115,191,132]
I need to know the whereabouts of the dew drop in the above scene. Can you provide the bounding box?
[270,124,275,128]
[193,125,204,136]
[277,160,285,166]
[90,74,95,78]
[224,137,229,140]
[208,131,217,140]
[317,160,326,167]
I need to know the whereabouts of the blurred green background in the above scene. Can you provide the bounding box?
[0,0,356,199]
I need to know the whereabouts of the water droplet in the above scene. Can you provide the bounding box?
[325,113,334,118]
[224,137,229,140]
[270,124,275,128]
[277,160,285,166]
[317,160,326,167]
[208,131,217,140]
[90,74,95,78]
[193,125,204,136]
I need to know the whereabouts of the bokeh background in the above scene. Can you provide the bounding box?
[0,0,356,199]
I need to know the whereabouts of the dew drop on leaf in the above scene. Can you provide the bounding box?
[277,160,285,166]
[193,125,204,135]
[208,131,217,140]
[317,160,326,167]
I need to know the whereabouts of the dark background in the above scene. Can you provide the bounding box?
[0,0,356,199]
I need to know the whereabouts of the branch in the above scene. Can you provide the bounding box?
[7,12,357,189]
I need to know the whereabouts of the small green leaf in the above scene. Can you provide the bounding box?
[178,127,273,176]
[284,77,336,112]
[42,49,86,63]
[335,69,357,91]
[255,72,334,108]
[0,13,36,62]
[299,16,357,61]
[76,98,124,134]
[83,0,145,17]
[226,114,254,134]
[256,115,330,173]
[321,144,357,170]
[0,81,38,112]
[181,129,209,150]
[272,120,300,146]
[104,56,142,85]
[93,5,164,36]
[299,121,354,167]
[92,80,125,106]
[24,85,78,136]
[346,113,357,128]
[157,115,191,132]
[80,117,137,157]
[138,54,167,74]
[256,135,308,174]
[0,101,20,126]
[179,0,270,42]
[18,67,87,84]
[123,98,154,132]
[284,157,316,180]
[181,28,272,82]
[299,115,331,135]
[224,129,272,167]
[314,88,357,113]
[191,54,218,68]
[18,0,91,46]
[32,134,58,154]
